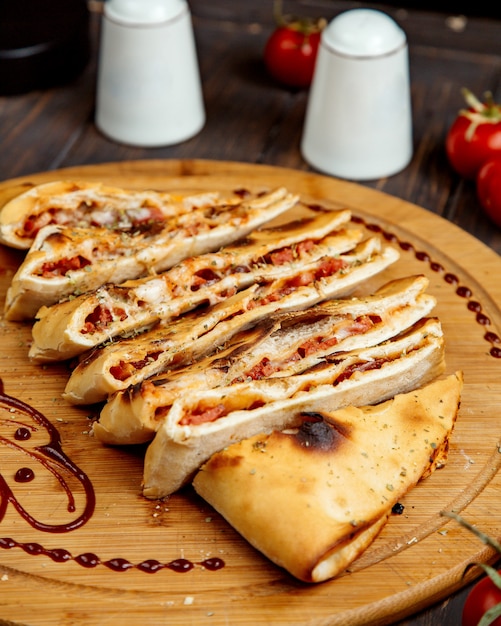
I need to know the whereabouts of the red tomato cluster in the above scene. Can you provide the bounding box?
[446,89,501,227]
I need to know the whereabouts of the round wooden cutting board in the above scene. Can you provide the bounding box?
[0,160,500,626]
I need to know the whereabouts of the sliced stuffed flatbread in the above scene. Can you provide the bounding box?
[94,274,435,445]
[142,317,446,498]
[192,372,463,583]
[63,236,399,405]
[5,187,298,320]
[0,179,228,250]
[29,210,358,360]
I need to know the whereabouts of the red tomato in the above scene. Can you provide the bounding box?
[264,23,323,89]
[476,159,501,227]
[462,574,501,626]
[446,89,501,179]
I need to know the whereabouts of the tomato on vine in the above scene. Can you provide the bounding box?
[476,159,501,228]
[445,89,501,180]
[263,0,326,89]
[442,511,501,626]
[462,572,501,626]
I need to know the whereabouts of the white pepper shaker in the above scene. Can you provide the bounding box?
[95,0,205,147]
[301,9,413,180]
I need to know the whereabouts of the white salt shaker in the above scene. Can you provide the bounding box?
[95,0,205,147]
[301,9,413,180]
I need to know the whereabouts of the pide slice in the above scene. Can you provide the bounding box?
[0,179,229,250]
[5,187,298,320]
[192,372,463,583]
[94,275,435,445]
[142,317,446,498]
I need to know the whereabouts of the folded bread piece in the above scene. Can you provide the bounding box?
[143,317,446,498]
[29,210,358,360]
[193,371,463,583]
[94,274,435,445]
[0,179,229,250]
[5,187,298,320]
[63,236,399,404]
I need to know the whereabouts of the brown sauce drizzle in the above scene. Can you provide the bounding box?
[14,467,35,483]
[0,379,95,531]
[0,537,224,573]
[0,380,225,574]
[350,214,501,358]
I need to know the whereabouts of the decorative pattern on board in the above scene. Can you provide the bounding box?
[352,214,501,358]
[0,378,95,532]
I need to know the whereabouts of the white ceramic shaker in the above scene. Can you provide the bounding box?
[301,9,413,180]
[95,0,205,147]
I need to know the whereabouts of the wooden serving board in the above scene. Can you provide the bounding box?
[0,160,500,626]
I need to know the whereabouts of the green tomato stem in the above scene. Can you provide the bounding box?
[478,600,501,626]
[476,564,501,590]
[458,88,501,141]
[462,87,485,113]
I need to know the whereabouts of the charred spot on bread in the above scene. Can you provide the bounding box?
[41,230,74,247]
[292,413,350,452]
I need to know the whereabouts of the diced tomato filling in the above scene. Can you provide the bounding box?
[110,351,162,381]
[290,315,380,362]
[346,315,381,335]
[179,399,266,426]
[191,268,222,291]
[295,240,316,256]
[296,335,339,358]
[265,248,295,265]
[289,315,379,357]
[264,239,316,265]
[22,211,54,238]
[22,218,37,238]
[334,357,387,384]
[134,206,165,223]
[314,257,348,278]
[38,255,91,277]
[236,357,277,381]
[80,305,128,335]
[247,290,282,309]
[247,257,349,310]
[179,403,227,426]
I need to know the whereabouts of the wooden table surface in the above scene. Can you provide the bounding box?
[0,2,500,624]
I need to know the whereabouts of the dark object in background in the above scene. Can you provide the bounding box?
[0,0,90,96]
